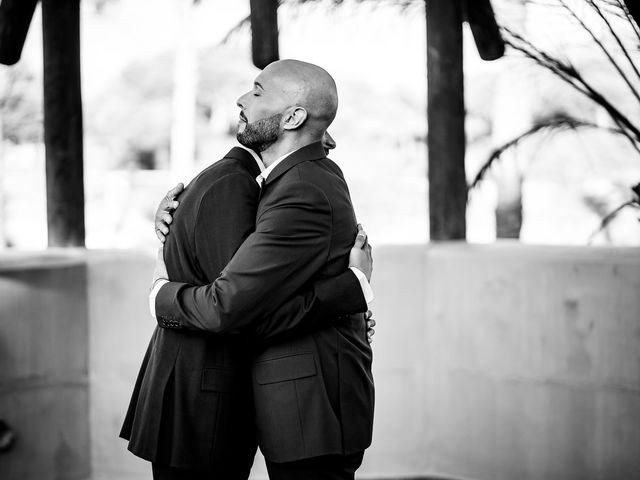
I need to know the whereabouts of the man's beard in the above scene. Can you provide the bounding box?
[237,113,282,152]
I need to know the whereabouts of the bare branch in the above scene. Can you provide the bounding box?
[587,200,637,243]
[503,27,640,143]
[218,14,250,46]
[470,117,630,189]
[588,0,640,83]
[558,0,640,106]
[615,0,640,43]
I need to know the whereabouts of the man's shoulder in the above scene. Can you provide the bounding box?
[199,155,255,180]
[280,157,344,185]
[187,158,257,197]
[260,158,349,212]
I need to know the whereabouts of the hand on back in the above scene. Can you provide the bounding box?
[155,183,184,243]
[349,224,373,282]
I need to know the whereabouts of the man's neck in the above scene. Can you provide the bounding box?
[261,135,320,168]
[261,144,293,168]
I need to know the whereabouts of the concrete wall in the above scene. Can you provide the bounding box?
[85,251,156,480]
[1,244,639,480]
[0,252,91,480]
[363,244,640,479]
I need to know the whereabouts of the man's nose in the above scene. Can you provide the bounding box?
[323,131,336,150]
[236,92,248,109]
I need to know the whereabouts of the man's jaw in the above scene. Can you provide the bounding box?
[236,113,282,153]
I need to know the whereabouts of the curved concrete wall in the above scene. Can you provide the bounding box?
[1,244,639,480]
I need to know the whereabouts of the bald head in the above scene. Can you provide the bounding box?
[235,59,339,156]
[261,59,338,132]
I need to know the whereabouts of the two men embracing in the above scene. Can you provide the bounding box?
[121,59,375,480]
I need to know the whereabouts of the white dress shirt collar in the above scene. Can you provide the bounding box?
[255,150,295,186]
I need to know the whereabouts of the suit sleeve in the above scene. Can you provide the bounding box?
[244,269,368,341]
[155,180,360,333]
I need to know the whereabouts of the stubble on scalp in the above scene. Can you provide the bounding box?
[236,113,283,152]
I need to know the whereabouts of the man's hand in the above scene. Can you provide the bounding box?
[365,310,376,344]
[155,183,184,243]
[150,246,169,291]
[349,224,373,282]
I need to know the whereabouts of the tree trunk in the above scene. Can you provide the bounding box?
[250,0,279,70]
[426,0,467,241]
[42,0,85,247]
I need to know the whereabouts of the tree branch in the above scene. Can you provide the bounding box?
[588,0,640,83]
[587,200,637,243]
[558,0,640,106]
[470,117,629,189]
[503,27,640,143]
[615,0,640,41]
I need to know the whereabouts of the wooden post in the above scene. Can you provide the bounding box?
[462,0,504,61]
[42,0,85,247]
[0,0,39,65]
[0,84,5,247]
[426,0,467,240]
[250,0,279,69]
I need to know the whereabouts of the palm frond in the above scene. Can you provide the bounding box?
[470,117,629,189]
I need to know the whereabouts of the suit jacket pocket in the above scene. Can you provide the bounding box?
[201,367,236,392]
[254,352,317,385]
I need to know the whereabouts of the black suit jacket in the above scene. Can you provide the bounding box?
[155,142,375,462]
[120,147,367,469]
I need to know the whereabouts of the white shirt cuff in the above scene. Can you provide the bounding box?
[149,279,169,318]
[349,266,374,305]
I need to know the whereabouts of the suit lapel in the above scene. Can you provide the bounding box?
[264,141,326,186]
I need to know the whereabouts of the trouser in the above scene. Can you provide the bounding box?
[152,460,253,480]
[265,451,365,480]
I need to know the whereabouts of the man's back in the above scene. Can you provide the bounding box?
[120,147,261,471]
[163,149,260,285]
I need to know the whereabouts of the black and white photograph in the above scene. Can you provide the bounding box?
[1,1,639,479]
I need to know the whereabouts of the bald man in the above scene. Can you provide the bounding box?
[150,60,375,480]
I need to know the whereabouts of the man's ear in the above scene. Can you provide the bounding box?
[282,106,308,130]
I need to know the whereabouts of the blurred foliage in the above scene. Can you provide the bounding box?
[588,181,640,242]
[0,65,42,144]
[87,53,174,168]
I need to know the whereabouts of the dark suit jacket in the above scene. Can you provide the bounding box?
[120,147,367,469]
[155,142,375,463]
